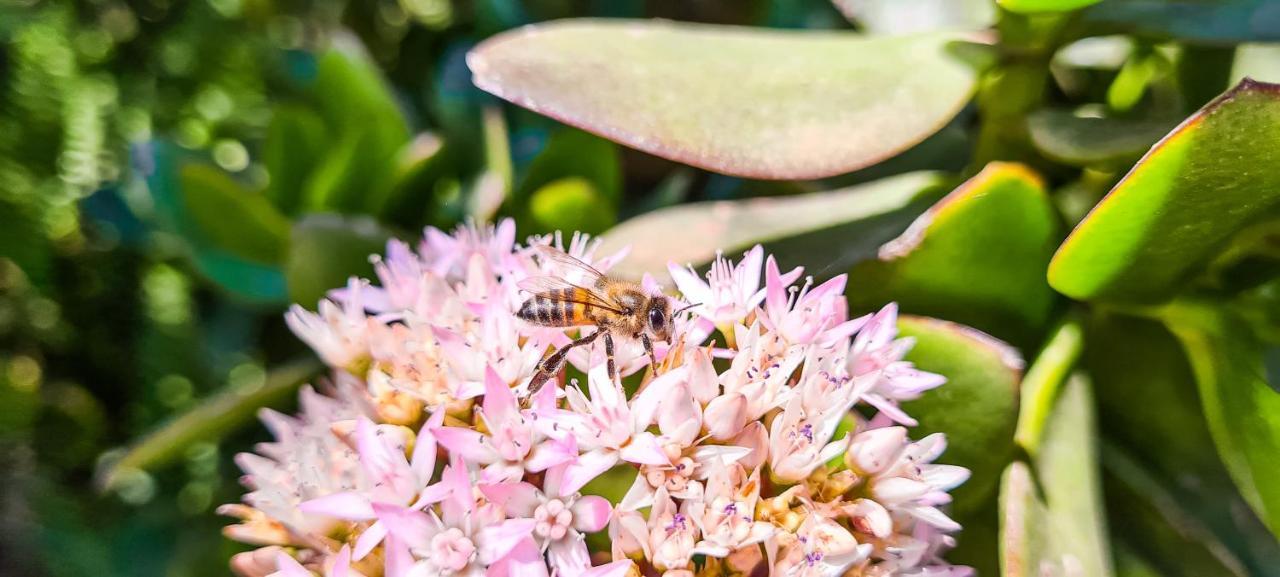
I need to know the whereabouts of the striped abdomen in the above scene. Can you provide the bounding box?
[517,288,594,327]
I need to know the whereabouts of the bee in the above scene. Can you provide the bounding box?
[517,245,691,397]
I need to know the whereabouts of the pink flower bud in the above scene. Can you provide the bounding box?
[703,393,749,441]
[845,426,907,475]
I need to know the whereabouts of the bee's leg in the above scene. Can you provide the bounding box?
[639,333,658,373]
[603,330,616,382]
[528,331,601,397]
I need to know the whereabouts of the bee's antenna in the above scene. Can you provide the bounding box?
[674,302,702,315]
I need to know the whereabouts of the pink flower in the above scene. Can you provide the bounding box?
[718,322,805,422]
[864,432,969,533]
[847,304,947,427]
[760,258,864,346]
[480,464,614,576]
[434,367,576,483]
[224,385,367,549]
[272,546,356,577]
[230,222,976,577]
[626,487,700,573]
[768,394,854,484]
[766,515,872,577]
[689,465,773,557]
[298,413,450,558]
[669,245,800,341]
[285,278,376,373]
[536,365,670,495]
[375,459,535,577]
[420,219,518,280]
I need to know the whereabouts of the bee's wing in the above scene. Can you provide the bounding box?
[517,276,624,313]
[530,245,607,288]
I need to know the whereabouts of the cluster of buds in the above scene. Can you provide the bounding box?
[221,220,972,577]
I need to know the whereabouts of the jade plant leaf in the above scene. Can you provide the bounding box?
[178,164,291,266]
[1049,78,1280,303]
[285,214,396,306]
[849,162,1061,346]
[1013,320,1084,455]
[1083,0,1280,44]
[469,20,986,179]
[1163,300,1280,538]
[263,105,328,215]
[898,315,1024,514]
[1001,375,1113,577]
[1026,109,1177,167]
[1087,312,1280,573]
[305,38,411,214]
[1103,444,1251,577]
[598,171,944,279]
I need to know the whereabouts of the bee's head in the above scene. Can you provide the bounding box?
[645,297,674,342]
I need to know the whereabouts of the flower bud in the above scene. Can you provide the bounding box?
[704,393,749,441]
[845,426,906,475]
[844,498,892,538]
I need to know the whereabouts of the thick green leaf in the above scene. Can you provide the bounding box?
[598,171,945,279]
[285,214,395,306]
[1014,319,1083,454]
[898,315,1024,514]
[1049,79,1280,303]
[1103,444,1251,577]
[528,177,616,235]
[178,164,291,265]
[308,39,411,213]
[469,20,987,179]
[1001,375,1112,577]
[191,251,288,305]
[849,163,1061,346]
[95,357,321,492]
[1086,312,1280,574]
[1163,300,1280,538]
[263,105,328,215]
[1083,0,1280,44]
[1026,109,1177,166]
[999,0,1101,14]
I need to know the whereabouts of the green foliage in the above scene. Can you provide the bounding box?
[1049,80,1280,304]
[469,21,989,179]
[898,315,1024,514]
[849,163,1062,346]
[1001,375,1112,577]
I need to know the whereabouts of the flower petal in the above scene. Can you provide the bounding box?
[570,495,612,532]
[477,518,536,564]
[479,481,543,518]
[273,551,312,577]
[433,426,500,463]
[619,432,670,466]
[487,537,548,577]
[298,491,374,520]
[560,449,620,495]
[483,365,518,424]
[352,520,387,560]
[372,503,439,551]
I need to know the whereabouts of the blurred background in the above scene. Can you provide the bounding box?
[1,0,1278,576]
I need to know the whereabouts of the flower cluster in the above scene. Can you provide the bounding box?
[221,220,972,577]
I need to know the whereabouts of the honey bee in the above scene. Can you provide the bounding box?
[517,245,692,397]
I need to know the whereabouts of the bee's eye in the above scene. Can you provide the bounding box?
[648,307,666,330]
